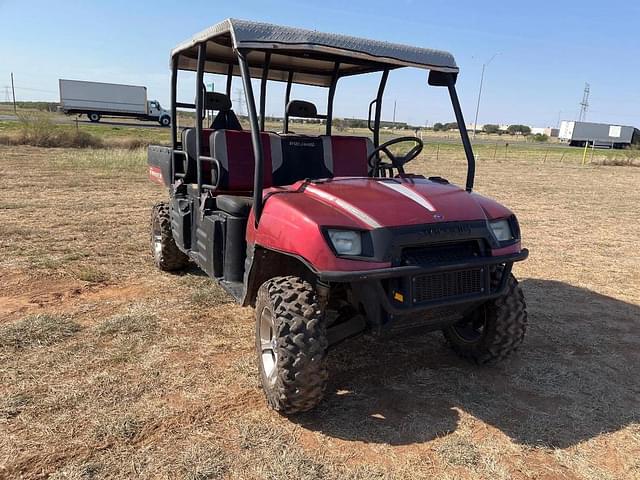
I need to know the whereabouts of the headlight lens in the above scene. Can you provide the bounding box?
[327,229,362,256]
[489,219,514,242]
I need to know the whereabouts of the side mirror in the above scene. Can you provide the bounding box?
[428,71,458,87]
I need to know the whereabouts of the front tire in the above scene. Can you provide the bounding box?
[443,273,527,364]
[255,276,328,414]
[150,202,189,271]
[159,115,171,127]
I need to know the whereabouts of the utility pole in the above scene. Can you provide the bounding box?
[392,99,397,129]
[234,87,246,117]
[10,73,17,113]
[472,53,500,139]
[578,83,590,122]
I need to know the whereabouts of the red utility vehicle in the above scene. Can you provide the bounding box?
[148,19,528,413]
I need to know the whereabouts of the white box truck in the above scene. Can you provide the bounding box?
[59,79,172,126]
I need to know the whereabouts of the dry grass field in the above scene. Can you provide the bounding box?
[1,140,639,479]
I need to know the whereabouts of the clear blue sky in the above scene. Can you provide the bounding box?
[1,0,638,127]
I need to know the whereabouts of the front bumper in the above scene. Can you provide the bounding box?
[318,249,528,315]
[317,249,528,282]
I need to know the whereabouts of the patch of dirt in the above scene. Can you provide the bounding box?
[1,145,638,479]
[0,272,150,321]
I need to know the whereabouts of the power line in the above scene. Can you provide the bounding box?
[12,86,57,93]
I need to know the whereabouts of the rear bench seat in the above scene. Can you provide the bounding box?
[180,130,374,216]
[210,130,374,192]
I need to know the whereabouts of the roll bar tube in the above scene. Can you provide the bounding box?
[325,62,340,135]
[259,53,271,131]
[237,49,265,227]
[373,69,389,148]
[170,55,178,151]
[283,72,293,133]
[446,77,476,192]
[195,43,206,194]
[225,63,233,97]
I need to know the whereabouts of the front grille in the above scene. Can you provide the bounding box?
[402,242,480,266]
[412,269,484,304]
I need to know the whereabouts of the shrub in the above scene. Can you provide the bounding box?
[483,124,501,134]
[507,124,531,135]
[531,133,549,142]
[3,113,104,148]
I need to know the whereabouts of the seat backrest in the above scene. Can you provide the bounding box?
[210,130,279,191]
[204,91,242,131]
[211,110,243,131]
[182,128,215,159]
[180,128,215,183]
[209,132,374,191]
[320,135,374,177]
[274,135,331,186]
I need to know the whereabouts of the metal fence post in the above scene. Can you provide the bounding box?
[582,141,589,166]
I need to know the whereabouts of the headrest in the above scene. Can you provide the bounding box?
[204,92,232,112]
[286,100,317,118]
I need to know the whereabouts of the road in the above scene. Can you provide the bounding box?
[0,113,166,129]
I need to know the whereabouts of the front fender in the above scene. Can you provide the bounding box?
[246,193,389,272]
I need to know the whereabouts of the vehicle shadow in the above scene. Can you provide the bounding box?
[293,279,640,447]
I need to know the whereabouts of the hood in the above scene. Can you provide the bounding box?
[287,177,506,229]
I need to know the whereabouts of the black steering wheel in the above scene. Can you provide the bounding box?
[367,136,424,177]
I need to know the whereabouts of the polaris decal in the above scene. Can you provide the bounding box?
[378,181,437,212]
[305,185,382,229]
[148,166,164,185]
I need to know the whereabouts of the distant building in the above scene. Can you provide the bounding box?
[531,127,559,137]
[559,121,639,148]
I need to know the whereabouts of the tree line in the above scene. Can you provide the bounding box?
[433,122,532,135]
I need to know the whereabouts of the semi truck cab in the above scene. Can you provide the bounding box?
[148,100,171,126]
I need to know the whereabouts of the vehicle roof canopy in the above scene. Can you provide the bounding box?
[171,18,458,87]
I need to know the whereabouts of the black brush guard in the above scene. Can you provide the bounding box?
[317,249,528,315]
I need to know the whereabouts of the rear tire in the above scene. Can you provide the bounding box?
[443,273,527,364]
[150,202,189,271]
[255,276,328,414]
[88,112,101,122]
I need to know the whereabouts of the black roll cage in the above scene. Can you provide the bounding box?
[169,46,476,227]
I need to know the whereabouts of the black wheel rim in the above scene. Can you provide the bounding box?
[452,306,487,342]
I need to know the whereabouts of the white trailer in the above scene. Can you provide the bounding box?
[559,120,639,148]
[59,79,172,126]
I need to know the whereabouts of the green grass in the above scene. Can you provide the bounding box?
[74,265,110,283]
[0,110,170,148]
[97,311,158,337]
[1,107,638,167]
[0,314,81,349]
[53,147,148,171]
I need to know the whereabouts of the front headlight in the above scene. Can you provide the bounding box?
[327,229,362,256]
[489,219,514,242]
